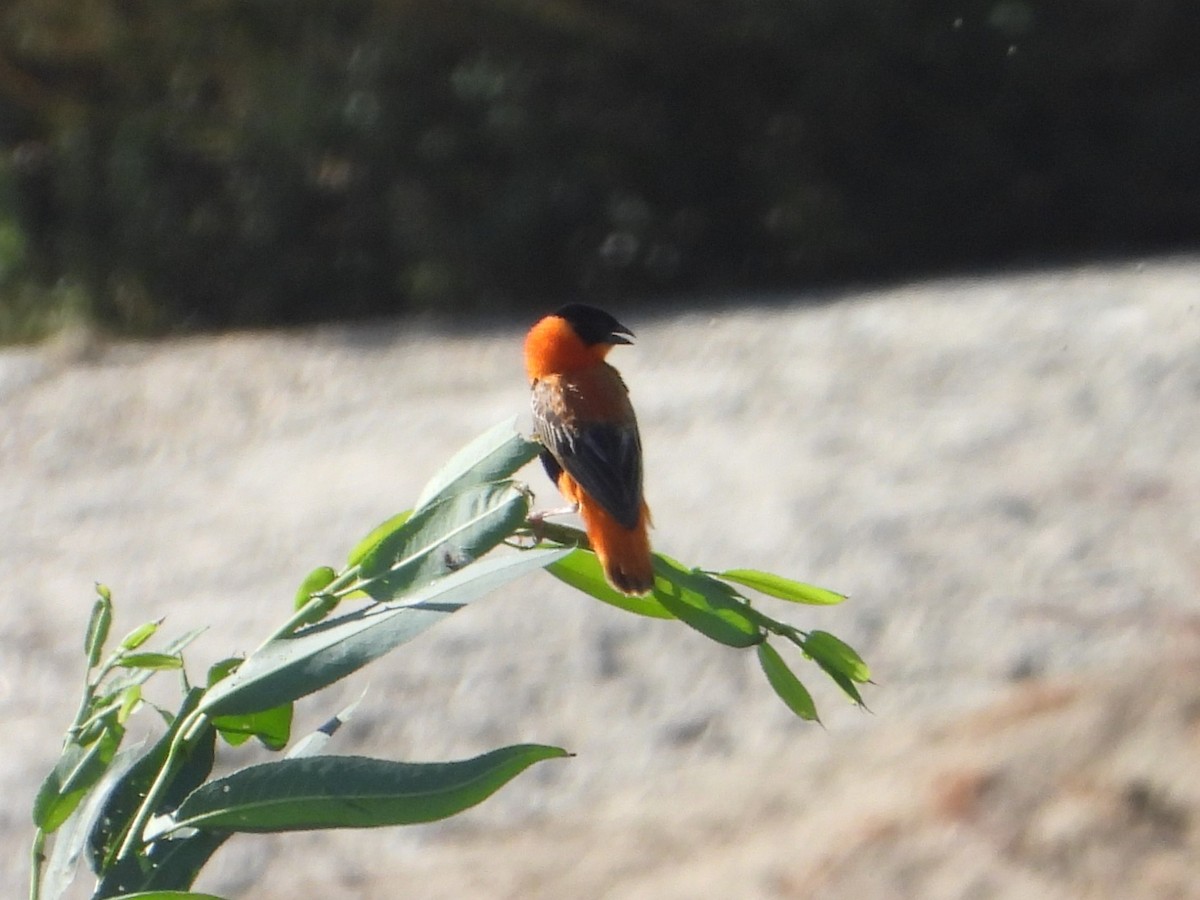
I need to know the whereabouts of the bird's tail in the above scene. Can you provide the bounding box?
[582,501,653,596]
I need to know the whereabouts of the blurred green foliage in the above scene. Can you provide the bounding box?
[1,0,1199,337]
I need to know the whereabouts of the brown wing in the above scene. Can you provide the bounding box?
[531,372,644,530]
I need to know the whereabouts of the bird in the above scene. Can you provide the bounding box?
[524,303,653,596]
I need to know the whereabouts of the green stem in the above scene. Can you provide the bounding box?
[29,828,45,900]
[112,706,205,861]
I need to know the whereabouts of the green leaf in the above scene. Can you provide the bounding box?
[821,666,866,707]
[89,690,215,874]
[213,702,294,751]
[651,556,763,648]
[358,480,530,601]
[89,628,206,718]
[206,657,241,687]
[718,569,846,606]
[40,744,143,900]
[346,510,413,568]
[86,590,114,667]
[412,417,541,511]
[94,831,230,897]
[802,630,870,683]
[117,685,142,724]
[34,725,123,833]
[756,643,819,721]
[546,549,674,619]
[198,545,571,718]
[294,565,338,611]
[120,620,162,651]
[169,745,568,833]
[118,653,183,671]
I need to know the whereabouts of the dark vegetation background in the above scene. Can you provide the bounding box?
[1,0,1198,339]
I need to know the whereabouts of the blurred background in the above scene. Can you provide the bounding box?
[4,3,1200,898]
[2,0,1200,338]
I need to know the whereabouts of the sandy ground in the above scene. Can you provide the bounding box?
[2,257,1198,898]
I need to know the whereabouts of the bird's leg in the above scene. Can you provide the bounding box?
[526,503,579,544]
[529,503,579,523]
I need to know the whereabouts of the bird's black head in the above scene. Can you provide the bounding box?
[554,303,634,346]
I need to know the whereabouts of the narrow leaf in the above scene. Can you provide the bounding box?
[546,549,673,619]
[86,592,114,667]
[756,643,819,721]
[118,653,183,671]
[97,629,206,710]
[120,620,162,651]
[89,690,214,873]
[35,726,123,833]
[199,546,571,718]
[170,745,568,833]
[358,480,529,600]
[802,630,871,682]
[294,566,338,611]
[40,744,143,900]
[651,556,762,648]
[94,831,230,897]
[819,665,867,707]
[719,569,846,606]
[212,702,293,751]
[117,685,142,724]
[346,510,412,567]
[413,417,541,511]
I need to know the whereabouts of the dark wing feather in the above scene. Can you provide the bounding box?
[532,379,644,530]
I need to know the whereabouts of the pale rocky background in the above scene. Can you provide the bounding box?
[2,257,1199,898]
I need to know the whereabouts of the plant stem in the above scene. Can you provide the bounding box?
[112,706,205,861]
[29,828,45,900]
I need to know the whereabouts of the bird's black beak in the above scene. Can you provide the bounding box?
[609,323,635,345]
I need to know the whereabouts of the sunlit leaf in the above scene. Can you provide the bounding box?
[40,744,143,900]
[413,417,541,511]
[294,566,338,611]
[756,643,819,721]
[34,725,123,833]
[198,546,570,718]
[651,555,762,648]
[802,630,870,682]
[85,591,113,668]
[169,745,568,833]
[821,665,867,707]
[118,653,183,671]
[212,702,293,751]
[358,480,529,600]
[346,511,412,568]
[120,620,162,651]
[117,685,142,724]
[718,569,846,606]
[546,549,673,619]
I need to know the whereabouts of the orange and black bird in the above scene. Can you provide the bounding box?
[525,303,653,596]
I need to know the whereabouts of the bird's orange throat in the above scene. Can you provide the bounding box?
[524,315,611,381]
